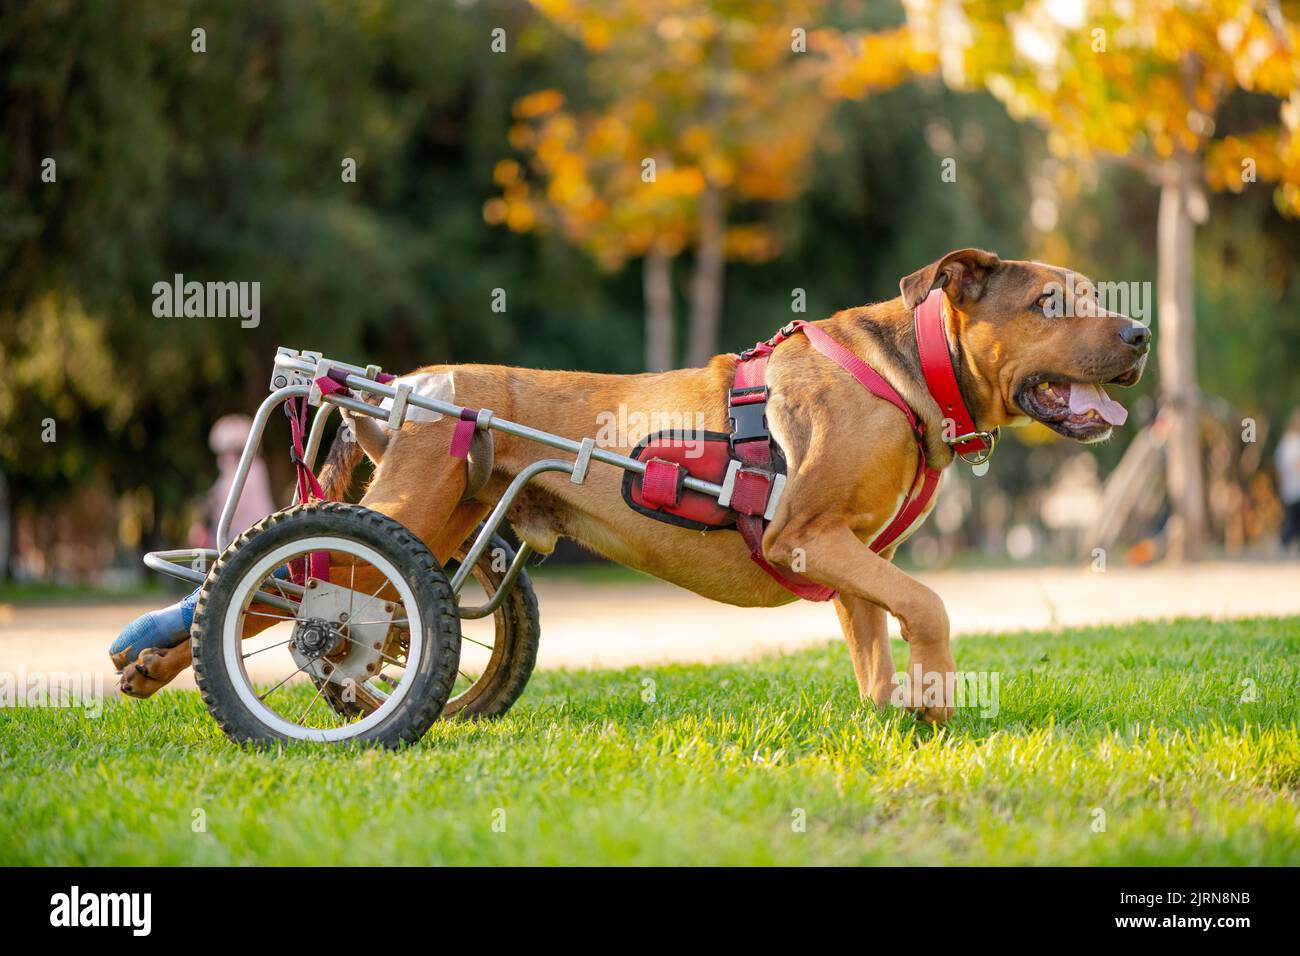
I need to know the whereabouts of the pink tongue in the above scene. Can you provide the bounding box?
[1068,383,1128,425]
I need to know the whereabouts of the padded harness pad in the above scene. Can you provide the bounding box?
[621,431,736,531]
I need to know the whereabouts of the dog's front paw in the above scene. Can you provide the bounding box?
[866,676,897,713]
[118,643,192,698]
[915,700,954,727]
[896,646,957,726]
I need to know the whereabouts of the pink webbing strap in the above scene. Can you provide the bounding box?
[728,470,772,516]
[285,395,329,584]
[285,367,396,586]
[287,397,325,503]
[870,458,941,553]
[794,323,941,553]
[735,512,838,602]
[641,458,684,508]
[315,375,347,399]
[450,408,478,459]
[319,367,396,388]
[798,324,919,435]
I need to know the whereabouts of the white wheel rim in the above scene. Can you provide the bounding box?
[447,551,503,708]
[221,536,426,742]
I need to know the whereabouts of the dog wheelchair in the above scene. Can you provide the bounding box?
[144,347,747,747]
[144,302,966,747]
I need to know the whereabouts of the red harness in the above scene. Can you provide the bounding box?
[724,288,995,601]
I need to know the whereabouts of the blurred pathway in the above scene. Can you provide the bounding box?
[2,561,1297,694]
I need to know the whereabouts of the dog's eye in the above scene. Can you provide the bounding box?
[1033,293,1054,314]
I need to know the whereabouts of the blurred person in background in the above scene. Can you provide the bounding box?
[111,415,277,676]
[1277,410,1300,555]
[188,414,276,548]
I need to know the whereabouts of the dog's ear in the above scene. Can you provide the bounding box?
[899,248,1001,310]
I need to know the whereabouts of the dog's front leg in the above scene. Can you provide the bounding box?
[832,596,898,711]
[769,519,955,724]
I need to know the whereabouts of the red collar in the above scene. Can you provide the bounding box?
[913,289,998,464]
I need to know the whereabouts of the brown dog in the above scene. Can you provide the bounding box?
[120,248,1150,722]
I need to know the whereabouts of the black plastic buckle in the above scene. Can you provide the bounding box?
[728,386,770,446]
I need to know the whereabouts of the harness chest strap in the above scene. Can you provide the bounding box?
[728,319,944,602]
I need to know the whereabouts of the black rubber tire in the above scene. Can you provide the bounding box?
[441,530,540,720]
[316,528,540,721]
[191,503,461,748]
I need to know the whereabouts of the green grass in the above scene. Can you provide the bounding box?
[0,579,166,606]
[2,616,1298,865]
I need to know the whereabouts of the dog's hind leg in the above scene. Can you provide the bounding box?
[833,595,900,712]
[119,641,193,698]
[357,424,469,545]
[431,501,492,564]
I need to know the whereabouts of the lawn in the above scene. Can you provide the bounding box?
[2,616,1298,866]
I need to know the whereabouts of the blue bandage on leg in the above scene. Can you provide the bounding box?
[109,587,200,666]
[110,565,292,667]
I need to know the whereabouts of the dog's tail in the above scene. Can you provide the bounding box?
[316,407,391,501]
[316,426,365,502]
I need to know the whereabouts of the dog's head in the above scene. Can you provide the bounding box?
[900,248,1150,443]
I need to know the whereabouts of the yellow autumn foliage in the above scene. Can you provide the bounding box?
[491,1,920,266]
[905,0,1300,214]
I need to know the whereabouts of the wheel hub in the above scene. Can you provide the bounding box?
[291,617,346,660]
[286,579,395,685]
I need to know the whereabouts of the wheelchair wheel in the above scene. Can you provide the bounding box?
[315,527,539,722]
[442,529,540,720]
[191,503,461,747]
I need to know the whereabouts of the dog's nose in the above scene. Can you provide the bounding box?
[1120,323,1151,351]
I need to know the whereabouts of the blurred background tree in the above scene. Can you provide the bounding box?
[491,0,922,368]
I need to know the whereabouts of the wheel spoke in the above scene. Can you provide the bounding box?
[462,633,495,652]
[296,663,334,725]
[345,556,357,627]
[246,609,300,622]
[242,638,292,660]
[258,661,310,701]
[266,574,295,604]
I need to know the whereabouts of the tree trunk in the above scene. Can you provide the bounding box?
[1156,154,1206,561]
[643,249,674,371]
[686,185,726,368]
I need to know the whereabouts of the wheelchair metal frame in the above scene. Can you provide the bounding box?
[143,346,757,618]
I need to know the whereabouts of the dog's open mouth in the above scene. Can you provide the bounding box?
[1015,378,1129,442]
